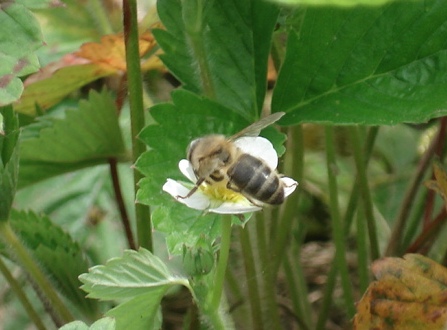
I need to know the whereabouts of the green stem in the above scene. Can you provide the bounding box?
[123,0,152,251]
[324,125,356,318]
[356,200,370,293]
[283,243,312,330]
[211,215,232,309]
[349,126,379,260]
[238,225,263,330]
[272,125,304,275]
[315,262,338,330]
[0,256,46,330]
[0,222,74,323]
[255,213,282,329]
[343,126,379,235]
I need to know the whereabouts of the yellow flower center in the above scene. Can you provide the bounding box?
[199,181,248,204]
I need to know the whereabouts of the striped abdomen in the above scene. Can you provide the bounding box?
[227,154,284,205]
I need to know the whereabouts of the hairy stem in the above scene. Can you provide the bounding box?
[239,225,263,330]
[324,125,355,318]
[123,0,152,250]
[0,256,46,330]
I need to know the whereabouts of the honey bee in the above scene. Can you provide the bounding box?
[178,112,288,206]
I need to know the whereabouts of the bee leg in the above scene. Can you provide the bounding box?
[176,178,205,199]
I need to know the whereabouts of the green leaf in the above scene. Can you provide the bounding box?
[0,105,19,221]
[18,89,126,187]
[0,2,43,106]
[4,210,99,318]
[155,0,279,119]
[135,90,284,253]
[106,291,163,330]
[60,317,116,330]
[79,248,189,300]
[272,1,447,125]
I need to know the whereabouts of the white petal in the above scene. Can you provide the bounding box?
[281,177,298,197]
[178,159,197,183]
[234,136,278,169]
[209,202,262,214]
[163,179,210,210]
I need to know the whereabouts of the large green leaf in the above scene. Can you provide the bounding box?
[18,89,126,187]
[135,90,285,253]
[2,210,99,317]
[272,1,447,125]
[0,105,19,221]
[154,0,279,120]
[79,248,188,300]
[0,2,43,105]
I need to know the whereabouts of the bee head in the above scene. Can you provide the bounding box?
[187,135,234,179]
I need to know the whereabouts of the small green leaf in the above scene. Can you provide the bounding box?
[79,248,188,300]
[155,0,279,119]
[60,317,116,330]
[0,105,19,221]
[18,89,126,187]
[272,1,447,125]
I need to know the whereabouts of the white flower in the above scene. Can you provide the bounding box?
[163,136,298,214]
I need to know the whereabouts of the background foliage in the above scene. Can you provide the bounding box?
[2,0,447,329]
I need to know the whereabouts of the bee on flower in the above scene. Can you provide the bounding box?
[163,112,298,214]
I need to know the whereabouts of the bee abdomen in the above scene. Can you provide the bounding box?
[228,154,284,205]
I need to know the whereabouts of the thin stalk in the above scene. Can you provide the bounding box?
[109,158,136,249]
[255,212,283,329]
[123,0,152,250]
[324,125,355,318]
[272,125,304,275]
[356,200,370,293]
[343,126,379,235]
[315,262,338,330]
[211,215,232,309]
[385,124,439,256]
[283,251,312,330]
[0,222,74,323]
[238,225,263,330]
[0,256,46,330]
[349,126,379,260]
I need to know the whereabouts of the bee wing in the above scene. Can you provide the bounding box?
[228,112,285,141]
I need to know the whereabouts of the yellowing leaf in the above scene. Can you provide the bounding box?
[75,31,159,72]
[354,254,447,330]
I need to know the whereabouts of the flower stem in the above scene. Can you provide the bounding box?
[349,126,379,260]
[239,225,263,330]
[0,221,74,324]
[211,215,232,309]
[123,0,152,250]
[324,125,355,318]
